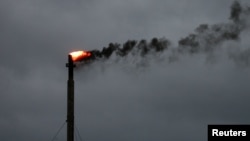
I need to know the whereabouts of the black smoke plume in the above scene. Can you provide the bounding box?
[177,0,247,53]
[87,38,171,60]
[78,1,250,66]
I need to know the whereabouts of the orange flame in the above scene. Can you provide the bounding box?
[69,51,91,62]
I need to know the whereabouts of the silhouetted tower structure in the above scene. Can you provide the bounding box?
[66,55,75,141]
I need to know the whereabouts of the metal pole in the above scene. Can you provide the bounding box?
[66,55,75,141]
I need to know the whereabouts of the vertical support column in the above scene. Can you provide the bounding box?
[66,55,75,141]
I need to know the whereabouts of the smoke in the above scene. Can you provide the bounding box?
[178,0,248,51]
[88,37,171,60]
[77,1,250,68]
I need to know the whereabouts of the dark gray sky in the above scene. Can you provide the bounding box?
[1,0,250,141]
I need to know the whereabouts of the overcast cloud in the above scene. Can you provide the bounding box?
[1,0,250,141]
